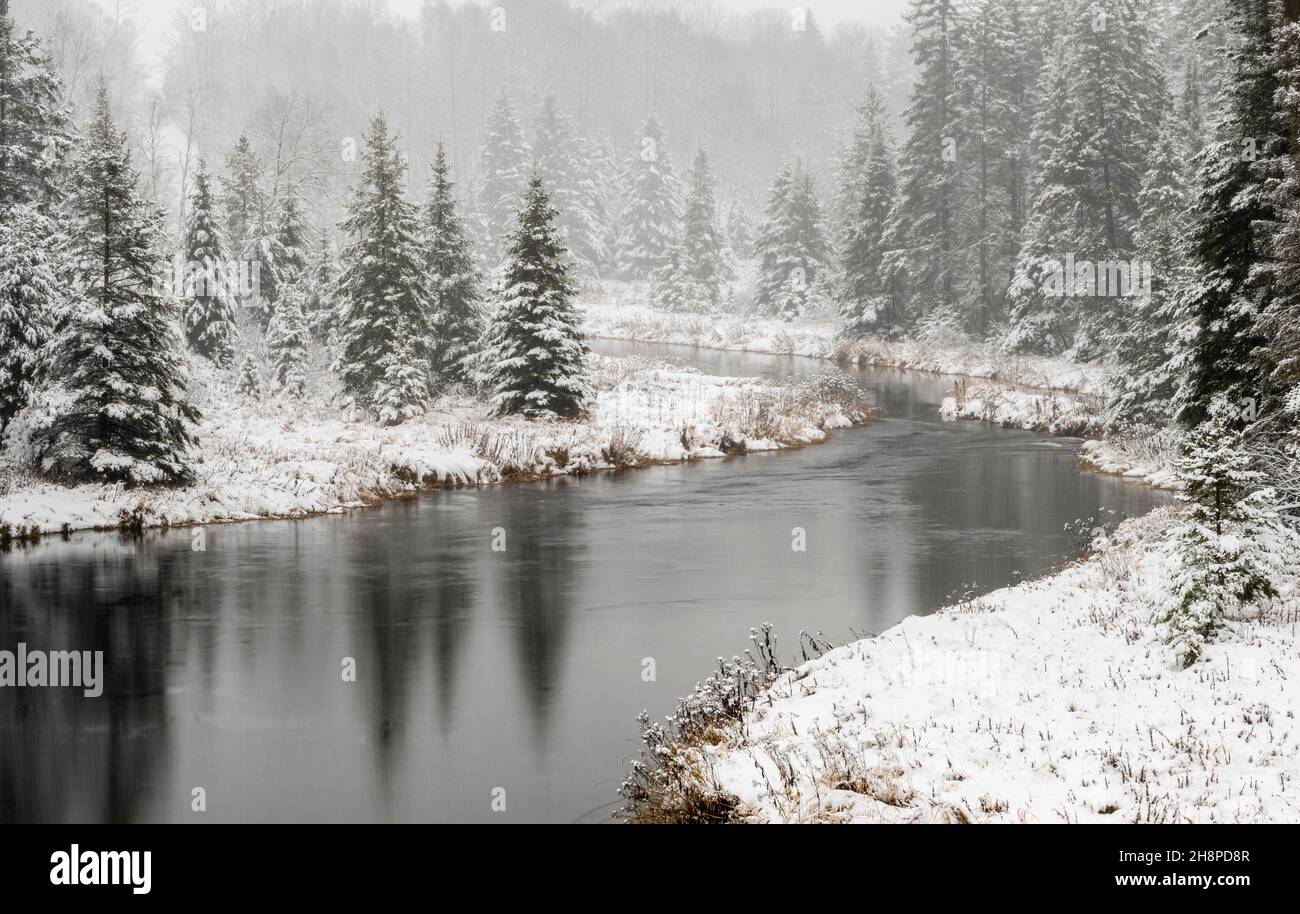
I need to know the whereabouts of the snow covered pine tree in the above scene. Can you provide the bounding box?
[423,142,485,388]
[29,87,200,484]
[335,111,431,425]
[483,172,592,419]
[1158,402,1295,667]
[180,158,239,365]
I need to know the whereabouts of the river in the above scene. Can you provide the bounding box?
[0,340,1169,823]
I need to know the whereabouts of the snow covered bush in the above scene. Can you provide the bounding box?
[619,624,786,823]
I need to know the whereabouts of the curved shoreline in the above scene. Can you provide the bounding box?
[0,351,875,546]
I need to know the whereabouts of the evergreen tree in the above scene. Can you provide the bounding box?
[0,0,71,210]
[483,172,591,419]
[532,95,609,282]
[220,133,263,260]
[1178,0,1288,426]
[243,191,310,329]
[180,158,239,365]
[1108,127,1193,425]
[1158,405,1295,667]
[237,353,260,397]
[266,281,310,398]
[335,111,431,421]
[616,114,683,279]
[651,241,690,312]
[0,204,57,432]
[953,0,1024,337]
[304,234,337,343]
[1004,41,1084,353]
[374,329,430,426]
[271,192,311,293]
[838,85,903,337]
[422,142,484,387]
[1068,0,1169,357]
[880,0,963,330]
[1260,15,1300,434]
[656,147,727,310]
[725,200,755,261]
[1004,1,1167,356]
[477,90,531,265]
[30,88,199,484]
[754,161,830,321]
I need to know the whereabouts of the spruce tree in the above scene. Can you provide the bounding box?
[335,111,431,421]
[31,88,199,484]
[1260,15,1300,432]
[1006,0,1168,356]
[656,147,727,310]
[616,114,683,279]
[879,0,963,330]
[1158,405,1294,667]
[266,281,310,398]
[838,86,902,337]
[422,142,484,387]
[180,158,239,365]
[754,161,830,321]
[271,192,311,294]
[679,147,728,306]
[532,95,609,282]
[483,172,591,419]
[237,353,260,397]
[1108,127,1192,425]
[374,329,430,426]
[1178,0,1287,426]
[220,133,263,260]
[0,0,71,210]
[651,241,690,312]
[953,0,1023,337]
[477,90,531,265]
[1069,0,1169,358]
[725,200,755,261]
[1003,41,1084,353]
[0,204,57,433]
[304,234,337,343]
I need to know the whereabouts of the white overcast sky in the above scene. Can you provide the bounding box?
[128,0,910,86]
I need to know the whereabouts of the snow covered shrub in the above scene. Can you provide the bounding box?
[434,422,545,477]
[794,371,874,423]
[1156,409,1298,667]
[600,425,644,468]
[619,624,784,823]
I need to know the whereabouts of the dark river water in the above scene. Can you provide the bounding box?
[0,340,1169,823]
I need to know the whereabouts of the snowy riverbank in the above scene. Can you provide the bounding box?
[584,297,1183,489]
[0,353,873,541]
[581,294,1107,394]
[624,507,1300,823]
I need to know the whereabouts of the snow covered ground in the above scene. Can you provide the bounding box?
[648,508,1300,823]
[939,380,1105,438]
[0,353,872,541]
